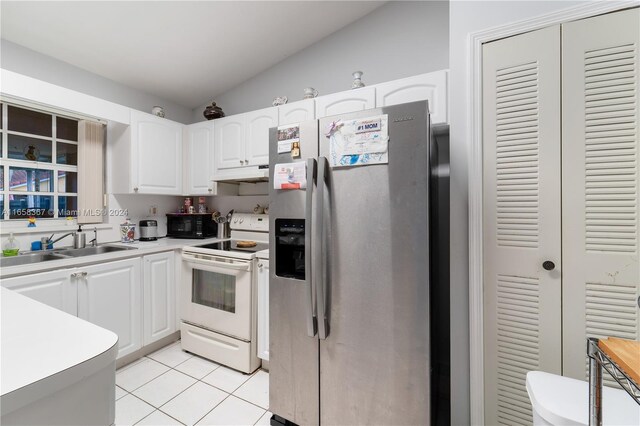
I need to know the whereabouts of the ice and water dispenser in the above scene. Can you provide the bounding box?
[275,219,306,280]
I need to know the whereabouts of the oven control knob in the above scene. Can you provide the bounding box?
[240,218,244,223]
[234,218,238,223]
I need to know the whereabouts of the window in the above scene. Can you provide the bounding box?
[0,102,79,220]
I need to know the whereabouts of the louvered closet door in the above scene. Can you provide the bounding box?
[562,8,640,382]
[482,25,562,426]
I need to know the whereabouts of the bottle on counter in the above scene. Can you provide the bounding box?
[3,233,20,257]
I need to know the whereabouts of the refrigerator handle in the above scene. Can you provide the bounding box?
[305,157,318,338]
[316,156,329,340]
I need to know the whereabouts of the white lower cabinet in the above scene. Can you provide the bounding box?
[0,268,77,316]
[143,252,176,345]
[77,258,142,359]
[257,258,269,361]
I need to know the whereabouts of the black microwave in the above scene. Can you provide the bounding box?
[166,213,217,239]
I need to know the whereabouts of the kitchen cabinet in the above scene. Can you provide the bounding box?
[315,87,375,119]
[214,114,245,170]
[257,256,269,361]
[77,258,142,359]
[183,121,215,195]
[375,71,448,124]
[143,252,176,345]
[111,110,183,195]
[278,99,315,126]
[0,268,77,316]
[213,107,277,180]
[245,107,278,166]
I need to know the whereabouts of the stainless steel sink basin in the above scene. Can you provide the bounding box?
[56,245,138,257]
[0,252,71,267]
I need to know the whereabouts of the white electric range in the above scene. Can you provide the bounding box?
[180,213,268,373]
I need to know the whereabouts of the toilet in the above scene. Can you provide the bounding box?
[526,371,640,425]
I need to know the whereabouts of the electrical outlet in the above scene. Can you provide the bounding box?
[149,205,158,216]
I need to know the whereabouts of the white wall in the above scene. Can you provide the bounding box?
[448,1,589,424]
[0,39,193,123]
[191,1,449,120]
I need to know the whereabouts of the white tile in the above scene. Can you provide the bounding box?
[233,371,269,409]
[133,370,197,408]
[136,410,183,425]
[115,394,154,426]
[117,358,170,392]
[201,366,252,393]
[196,396,265,426]
[147,342,193,367]
[254,411,272,426]
[160,381,227,426]
[116,385,128,400]
[174,356,220,380]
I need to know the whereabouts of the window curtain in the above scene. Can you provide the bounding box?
[78,120,105,224]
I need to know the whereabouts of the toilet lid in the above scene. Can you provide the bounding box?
[526,371,640,425]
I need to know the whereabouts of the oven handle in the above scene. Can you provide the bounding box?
[182,253,252,271]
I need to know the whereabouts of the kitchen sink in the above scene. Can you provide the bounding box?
[0,252,71,267]
[56,245,138,257]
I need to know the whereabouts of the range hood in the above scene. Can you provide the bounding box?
[213,167,269,184]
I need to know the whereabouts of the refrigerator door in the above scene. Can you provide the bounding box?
[268,120,320,426]
[318,102,431,425]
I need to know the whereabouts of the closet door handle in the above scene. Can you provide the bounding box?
[542,261,555,271]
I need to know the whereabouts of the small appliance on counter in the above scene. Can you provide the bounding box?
[139,220,158,241]
[166,213,217,239]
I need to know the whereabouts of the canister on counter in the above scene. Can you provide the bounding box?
[198,197,207,213]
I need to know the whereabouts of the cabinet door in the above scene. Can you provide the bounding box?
[257,259,269,361]
[214,115,246,170]
[131,110,183,194]
[483,26,562,426]
[184,122,214,195]
[245,107,278,167]
[78,258,142,359]
[143,252,176,345]
[278,99,315,126]
[375,71,448,124]
[562,9,640,382]
[0,269,76,316]
[315,87,375,118]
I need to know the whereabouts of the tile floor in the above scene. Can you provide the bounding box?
[115,341,271,425]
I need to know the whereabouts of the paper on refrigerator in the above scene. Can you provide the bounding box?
[326,114,389,168]
[273,161,307,189]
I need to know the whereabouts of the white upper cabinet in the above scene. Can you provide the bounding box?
[184,121,215,195]
[315,87,376,118]
[111,110,183,195]
[278,99,315,125]
[130,110,183,194]
[214,115,246,170]
[376,71,448,123]
[245,107,278,166]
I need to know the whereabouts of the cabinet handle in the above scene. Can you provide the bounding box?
[71,272,88,279]
[239,160,243,164]
[134,187,139,192]
[542,261,555,271]
[258,263,263,268]
[208,188,213,192]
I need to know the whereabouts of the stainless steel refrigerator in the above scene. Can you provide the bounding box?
[268,101,449,425]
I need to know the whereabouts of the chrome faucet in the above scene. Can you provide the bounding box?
[42,232,75,249]
[90,227,98,247]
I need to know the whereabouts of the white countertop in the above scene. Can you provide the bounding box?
[0,237,223,278]
[256,249,269,259]
[0,287,118,397]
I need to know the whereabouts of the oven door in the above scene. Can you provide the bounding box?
[182,252,253,341]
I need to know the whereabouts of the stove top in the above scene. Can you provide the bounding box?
[194,239,269,254]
